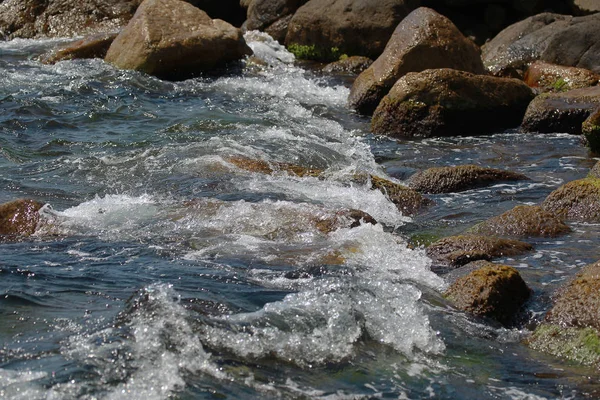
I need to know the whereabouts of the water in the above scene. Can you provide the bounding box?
[1,32,599,399]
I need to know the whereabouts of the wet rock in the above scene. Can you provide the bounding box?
[370,69,534,138]
[521,86,600,134]
[104,0,252,80]
[322,56,373,75]
[569,0,600,15]
[242,0,306,44]
[444,261,531,326]
[468,205,571,238]
[582,108,600,154]
[590,160,600,179]
[542,177,600,222]
[285,0,420,61]
[524,61,600,93]
[427,235,533,268]
[40,32,119,64]
[348,7,485,115]
[0,199,44,237]
[407,164,529,194]
[527,324,600,368]
[367,175,431,215]
[0,0,140,39]
[313,209,377,234]
[226,155,323,177]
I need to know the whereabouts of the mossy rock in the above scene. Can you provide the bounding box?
[226,156,323,177]
[313,209,377,234]
[468,205,570,238]
[366,175,431,215]
[0,199,44,237]
[589,160,600,179]
[407,164,529,194]
[582,108,600,154]
[527,324,600,368]
[445,262,531,326]
[427,234,533,267]
[542,177,600,222]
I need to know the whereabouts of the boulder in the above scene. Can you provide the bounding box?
[366,174,432,215]
[427,234,533,268]
[348,7,485,115]
[407,164,529,194]
[370,69,534,138]
[0,0,140,40]
[524,61,600,93]
[242,0,307,44]
[582,108,600,154]
[542,177,600,222]
[521,86,600,134]
[590,160,600,179]
[569,0,600,15]
[482,13,600,78]
[444,261,531,326]
[313,209,377,234]
[468,205,571,238]
[104,0,252,80]
[322,56,373,75]
[0,199,44,237]
[285,0,421,61]
[40,32,119,64]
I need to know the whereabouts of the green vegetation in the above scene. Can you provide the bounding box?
[528,324,600,367]
[551,77,568,92]
[287,43,344,62]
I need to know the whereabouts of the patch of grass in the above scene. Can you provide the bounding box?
[287,43,344,62]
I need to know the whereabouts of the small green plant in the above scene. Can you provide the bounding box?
[552,77,568,92]
[286,43,344,62]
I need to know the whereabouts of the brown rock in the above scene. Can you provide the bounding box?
[0,199,44,237]
[542,177,600,222]
[367,175,431,215]
[524,61,600,93]
[348,7,485,115]
[322,56,373,75]
[371,69,534,138]
[313,209,377,234]
[242,0,306,43]
[582,108,600,154]
[104,0,252,80]
[40,32,119,64]
[589,160,600,179]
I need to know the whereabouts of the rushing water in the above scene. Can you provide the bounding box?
[1,32,600,399]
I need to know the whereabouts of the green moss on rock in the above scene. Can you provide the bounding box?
[527,324,600,367]
[542,177,600,222]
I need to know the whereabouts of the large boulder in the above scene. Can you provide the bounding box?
[524,61,600,93]
[521,86,600,134]
[0,0,140,40]
[105,0,252,80]
[0,199,44,237]
[370,68,534,138]
[242,0,307,43]
[285,0,421,61]
[348,7,485,115]
[482,13,600,78]
[407,164,529,194]
[444,261,531,326]
[468,205,571,238]
[542,177,600,222]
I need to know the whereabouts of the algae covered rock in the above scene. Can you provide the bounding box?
[40,32,119,64]
[468,205,570,238]
[527,325,600,368]
[0,199,44,237]
[582,108,600,154]
[366,174,431,216]
[524,61,600,93]
[445,262,531,326]
[542,177,600,222]
[407,164,529,194]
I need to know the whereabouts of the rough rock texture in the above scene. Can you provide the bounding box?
[40,32,119,64]
[366,174,431,215]
[0,0,140,40]
[427,235,533,268]
[371,69,534,138]
[482,13,600,78]
[187,0,246,27]
[542,177,600,222]
[0,199,44,237]
[313,209,377,234]
[348,7,485,115]
[105,0,252,80]
[445,262,531,326]
[322,56,373,75]
[524,61,600,93]
[569,0,600,15]
[407,165,529,194]
[582,108,600,154]
[285,0,421,61]
[468,205,571,238]
[242,0,306,43]
[521,86,600,134]
[527,324,600,368]
[590,160,600,179]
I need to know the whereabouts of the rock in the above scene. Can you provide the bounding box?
[590,160,600,179]
[521,86,600,134]
[226,155,323,177]
[366,174,432,215]
[104,0,252,80]
[242,0,306,44]
[40,32,119,64]
[322,56,373,75]
[444,262,531,326]
[0,0,140,40]
[313,209,377,234]
[527,324,600,368]
[427,234,533,268]
[370,69,534,138]
[569,0,600,15]
[285,0,420,61]
[582,108,600,154]
[524,61,600,93]
[348,7,485,115]
[407,164,529,194]
[542,177,600,222]
[0,199,44,237]
[468,205,571,238]
[482,13,600,78]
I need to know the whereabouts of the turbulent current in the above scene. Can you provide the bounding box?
[1,32,599,399]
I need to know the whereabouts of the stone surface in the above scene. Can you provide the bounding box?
[371,69,534,138]
[542,177,600,222]
[322,56,373,75]
[348,7,485,115]
[468,205,571,238]
[242,0,306,43]
[524,61,600,93]
[569,0,600,15]
[0,199,44,237]
[105,0,252,80]
[521,86,600,134]
[407,164,529,194]
[40,32,119,64]
[582,108,600,154]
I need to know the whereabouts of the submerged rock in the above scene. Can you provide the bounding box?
[524,61,600,93]
[445,261,531,326]
[105,0,252,80]
[348,7,485,115]
[542,177,600,222]
[521,86,600,134]
[0,199,44,237]
[40,32,119,64]
[370,69,534,138]
[366,174,432,215]
[468,205,571,238]
[407,164,529,194]
[313,209,377,234]
[582,108,600,154]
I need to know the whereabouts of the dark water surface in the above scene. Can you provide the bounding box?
[1,33,599,399]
